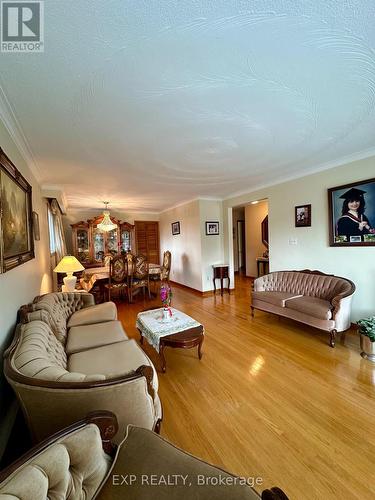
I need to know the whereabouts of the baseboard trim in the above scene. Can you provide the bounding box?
[169,280,233,297]
[169,281,207,296]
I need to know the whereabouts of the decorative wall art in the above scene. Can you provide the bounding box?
[171,221,180,235]
[295,204,311,227]
[328,178,375,246]
[205,221,219,235]
[0,148,34,272]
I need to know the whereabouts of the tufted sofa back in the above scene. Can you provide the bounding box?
[32,292,95,344]
[257,271,353,301]
[10,321,105,383]
[0,424,112,500]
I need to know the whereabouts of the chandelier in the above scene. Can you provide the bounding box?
[97,202,117,232]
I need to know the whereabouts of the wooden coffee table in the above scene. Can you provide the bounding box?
[137,308,204,373]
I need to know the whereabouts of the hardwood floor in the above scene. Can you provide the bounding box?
[118,275,375,500]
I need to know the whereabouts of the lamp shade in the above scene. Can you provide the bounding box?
[53,256,85,273]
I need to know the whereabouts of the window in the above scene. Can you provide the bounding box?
[47,203,56,254]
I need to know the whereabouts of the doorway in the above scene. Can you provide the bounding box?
[237,220,246,273]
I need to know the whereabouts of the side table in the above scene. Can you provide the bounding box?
[256,257,269,277]
[213,264,230,296]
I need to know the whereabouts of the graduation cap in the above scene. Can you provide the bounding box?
[339,187,366,200]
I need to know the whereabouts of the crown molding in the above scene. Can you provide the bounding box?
[0,82,42,182]
[41,185,68,214]
[160,196,223,214]
[223,146,375,202]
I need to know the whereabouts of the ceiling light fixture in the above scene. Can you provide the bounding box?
[97,201,117,232]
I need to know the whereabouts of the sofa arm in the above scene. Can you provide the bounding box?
[253,276,267,292]
[9,368,158,444]
[331,294,354,332]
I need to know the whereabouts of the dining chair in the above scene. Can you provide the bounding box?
[160,250,171,283]
[128,254,151,302]
[104,254,128,301]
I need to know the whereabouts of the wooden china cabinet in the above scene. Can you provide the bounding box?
[71,215,135,267]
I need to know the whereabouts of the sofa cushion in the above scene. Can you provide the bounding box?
[32,292,95,344]
[252,291,302,307]
[67,302,117,328]
[12,321,105,383]
[68,339,158,393]
[286,296,333,320]
[97,426,259,500]
[0,424,112,500]
[66,320,128,355]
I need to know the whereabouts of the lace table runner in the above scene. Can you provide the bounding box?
[136,307,202,352]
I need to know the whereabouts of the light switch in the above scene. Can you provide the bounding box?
[289,238,298,245]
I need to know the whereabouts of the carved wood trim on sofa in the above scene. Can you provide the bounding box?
[3,324,156,397]
[0,411,118,482]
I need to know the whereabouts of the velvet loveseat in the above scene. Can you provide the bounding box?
[0,412,289,500]
[251,270,355,347]
[3,292,162,444]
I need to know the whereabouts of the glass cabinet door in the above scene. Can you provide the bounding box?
[107,229,119,254]
[76,228,90,263]
[93,227,105,263]
[121,230,131,252]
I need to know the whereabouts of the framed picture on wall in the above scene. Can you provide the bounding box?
[171,221,180,235]
[0,148,34,273]
[205,221,219,235]
[328,177,375,246]
[295,204,311,227]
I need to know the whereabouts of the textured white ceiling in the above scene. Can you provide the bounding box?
[1,0,375,211]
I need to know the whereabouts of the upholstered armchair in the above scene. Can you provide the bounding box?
[0,412,289,500]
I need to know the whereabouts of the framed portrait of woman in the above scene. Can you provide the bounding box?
[328,178,375,246]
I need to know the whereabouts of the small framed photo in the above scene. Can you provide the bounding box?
[328,177,375,246]
[32,211,40,240]
[171,221,180,235]
[205,221,219,235]
[295,204,311,227]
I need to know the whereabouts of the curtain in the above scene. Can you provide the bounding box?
[50,199,67,262]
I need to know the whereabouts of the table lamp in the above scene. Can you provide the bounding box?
[53,255,85,292]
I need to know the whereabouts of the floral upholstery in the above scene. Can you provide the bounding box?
[160,251,171,281]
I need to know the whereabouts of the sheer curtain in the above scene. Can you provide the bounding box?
[50,199,67,262]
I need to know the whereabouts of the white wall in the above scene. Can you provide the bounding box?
[224,155,375,321]
[63,209,160,254]
[159,199,224,292]
[159,200,202,290]
[0,121,52,457]
[200,200,225,292]
[245,201,268,277]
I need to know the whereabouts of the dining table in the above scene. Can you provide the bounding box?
[80,263,161,292]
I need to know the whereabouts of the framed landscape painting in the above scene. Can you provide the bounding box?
[328,177,375,246]
[0,148,34,272]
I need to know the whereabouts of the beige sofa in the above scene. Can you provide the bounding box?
[4,292,162,444]
[0,412,289,500]
[251,270,355,347]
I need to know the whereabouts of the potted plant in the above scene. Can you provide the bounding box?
[358,316,375,361]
